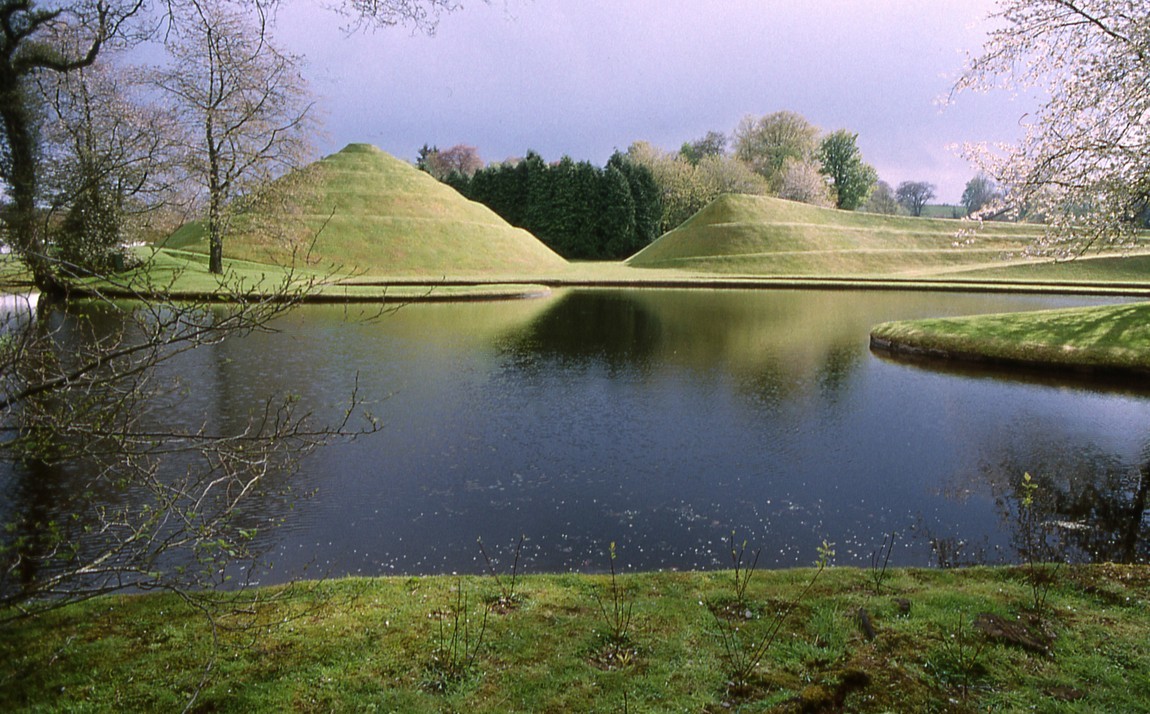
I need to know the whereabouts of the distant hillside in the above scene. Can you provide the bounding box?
[164,144,567,276]
[626,194,1050,277]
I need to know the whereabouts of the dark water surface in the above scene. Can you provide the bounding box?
[11,289,1150,582]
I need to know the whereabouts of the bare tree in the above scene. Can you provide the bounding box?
[895,180,936,217]
[953,0,1150,255]
[0,267,378,621]
[36,61,184,273]
[155,0,315,274]
[333,0,466,31]
[0,0,148,294]
[960,173,1000,217]
[0,0,469,626]
[419,143,483,179]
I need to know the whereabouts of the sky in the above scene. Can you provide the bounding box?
[277,0,1027,203]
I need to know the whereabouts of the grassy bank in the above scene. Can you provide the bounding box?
[871,301,1150,376]
[43,245,1150,302]
[2,565,1147,712]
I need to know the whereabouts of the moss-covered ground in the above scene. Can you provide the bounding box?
[2,565,1147,712]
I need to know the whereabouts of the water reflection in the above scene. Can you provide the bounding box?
[974,427,1150,565]
[2,289,1147,586]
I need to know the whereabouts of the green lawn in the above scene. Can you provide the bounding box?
[871,301,1150,376]
[3,565,1147,712]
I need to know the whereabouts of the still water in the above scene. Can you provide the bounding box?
[12,289,1150,582]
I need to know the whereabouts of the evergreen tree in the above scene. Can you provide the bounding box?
[608,151,662,255]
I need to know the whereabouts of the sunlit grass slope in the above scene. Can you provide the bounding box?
[872,301,1150,374]
[627,194,1058,276]
[164,143,567,277]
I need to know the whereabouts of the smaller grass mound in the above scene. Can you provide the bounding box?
[871,301,1150,375]
[627,194,1046,276]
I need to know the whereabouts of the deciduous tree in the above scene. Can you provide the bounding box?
[953,0,1150,254]
[36,62,182,273]
[155,0,315,275]
[960,173,1000,217]
[418,143,483,180]
[817,129,876,210]
[776,157,832,207]
[627,141,768,232]
[733,111,819,192]
[864,180,901,215]
[679,130,726,165]
[0,0,147,293]
[0,0,461,637]
[895,180,936,217]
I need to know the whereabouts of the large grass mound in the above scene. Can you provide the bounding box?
[627,194,1057,276]
[164,144,567,277]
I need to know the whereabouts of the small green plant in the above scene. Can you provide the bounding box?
[477,534,526,610]
[421,579,490,693]
[592,541,636,669]
[1018,472,1060,615]
[727,530,761,607]
[868,530,896,595]
[927,611,989,701]
[712,540,835,692]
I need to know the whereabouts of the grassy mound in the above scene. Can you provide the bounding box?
[627,194,1055,276]
[164,144,567,277]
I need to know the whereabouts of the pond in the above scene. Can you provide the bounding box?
[6,289,1150,584]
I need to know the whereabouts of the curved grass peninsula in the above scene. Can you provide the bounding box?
[871,301,1150,377]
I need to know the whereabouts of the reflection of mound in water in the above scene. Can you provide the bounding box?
[502,288,881,395]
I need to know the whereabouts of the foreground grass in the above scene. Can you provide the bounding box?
[2,565,1147,712]
[871,301,1150,375]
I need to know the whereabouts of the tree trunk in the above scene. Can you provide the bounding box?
[208,195,223,275]
[206,119,223,274]
[0,73,66,296]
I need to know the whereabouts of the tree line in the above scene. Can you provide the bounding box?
[418,110,987,258]
[420,108,1073,255]
[420,148,662,260]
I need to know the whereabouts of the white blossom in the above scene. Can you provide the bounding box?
[954,0,1150,256]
